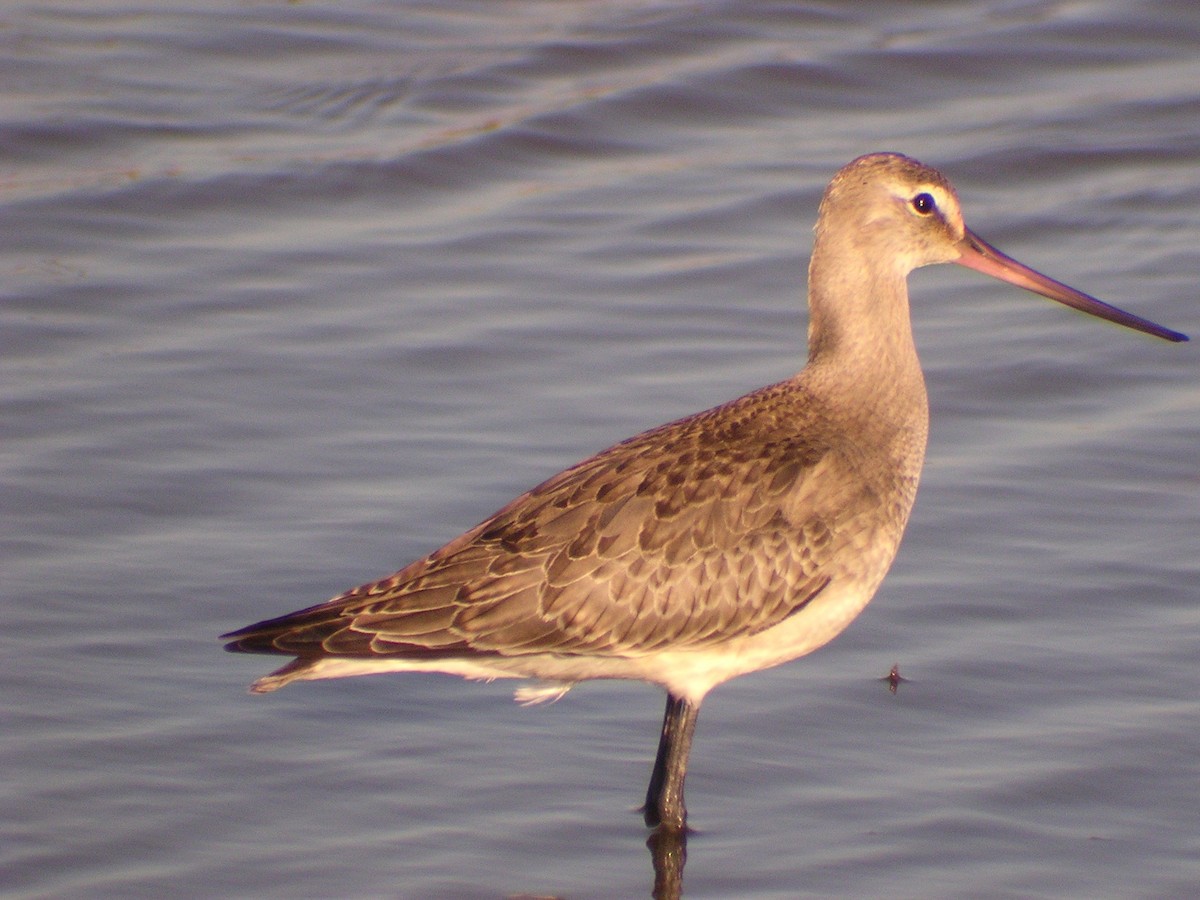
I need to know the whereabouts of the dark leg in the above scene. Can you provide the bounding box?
[647,822,687,899]
[643,692,700,831]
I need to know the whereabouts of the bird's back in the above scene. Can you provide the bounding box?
[223,368,924,693]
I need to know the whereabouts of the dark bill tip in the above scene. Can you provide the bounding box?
[956,229,1187,343]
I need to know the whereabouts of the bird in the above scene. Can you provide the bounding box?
[222,152,1185,832]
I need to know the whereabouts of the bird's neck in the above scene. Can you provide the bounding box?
[803,242,928,427]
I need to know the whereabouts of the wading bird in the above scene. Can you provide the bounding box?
[223,153,1185,832]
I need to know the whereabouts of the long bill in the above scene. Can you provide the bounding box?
[955,228,1187,343]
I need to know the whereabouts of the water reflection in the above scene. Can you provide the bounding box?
[647,826,687,900]
[881,662,906,694]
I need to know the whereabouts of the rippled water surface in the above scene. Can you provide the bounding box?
[4,2,1200,897]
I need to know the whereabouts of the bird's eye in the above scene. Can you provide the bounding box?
[911,192,936,215]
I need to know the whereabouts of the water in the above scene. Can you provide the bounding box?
[4,1,1199,896]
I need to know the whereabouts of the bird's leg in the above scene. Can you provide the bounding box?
[643,692,700,831]
[646,822,687,899]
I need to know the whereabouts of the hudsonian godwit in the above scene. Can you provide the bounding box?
[223,153,1186,832]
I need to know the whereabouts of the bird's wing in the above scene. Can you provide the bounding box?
[223,380,877,660]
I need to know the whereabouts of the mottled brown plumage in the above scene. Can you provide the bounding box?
[223,153,1184,832]
[224,379,910,675]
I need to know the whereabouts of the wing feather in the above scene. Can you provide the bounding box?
[223,378,894,667]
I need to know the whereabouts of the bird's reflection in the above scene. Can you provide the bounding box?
[646,825,687,899]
